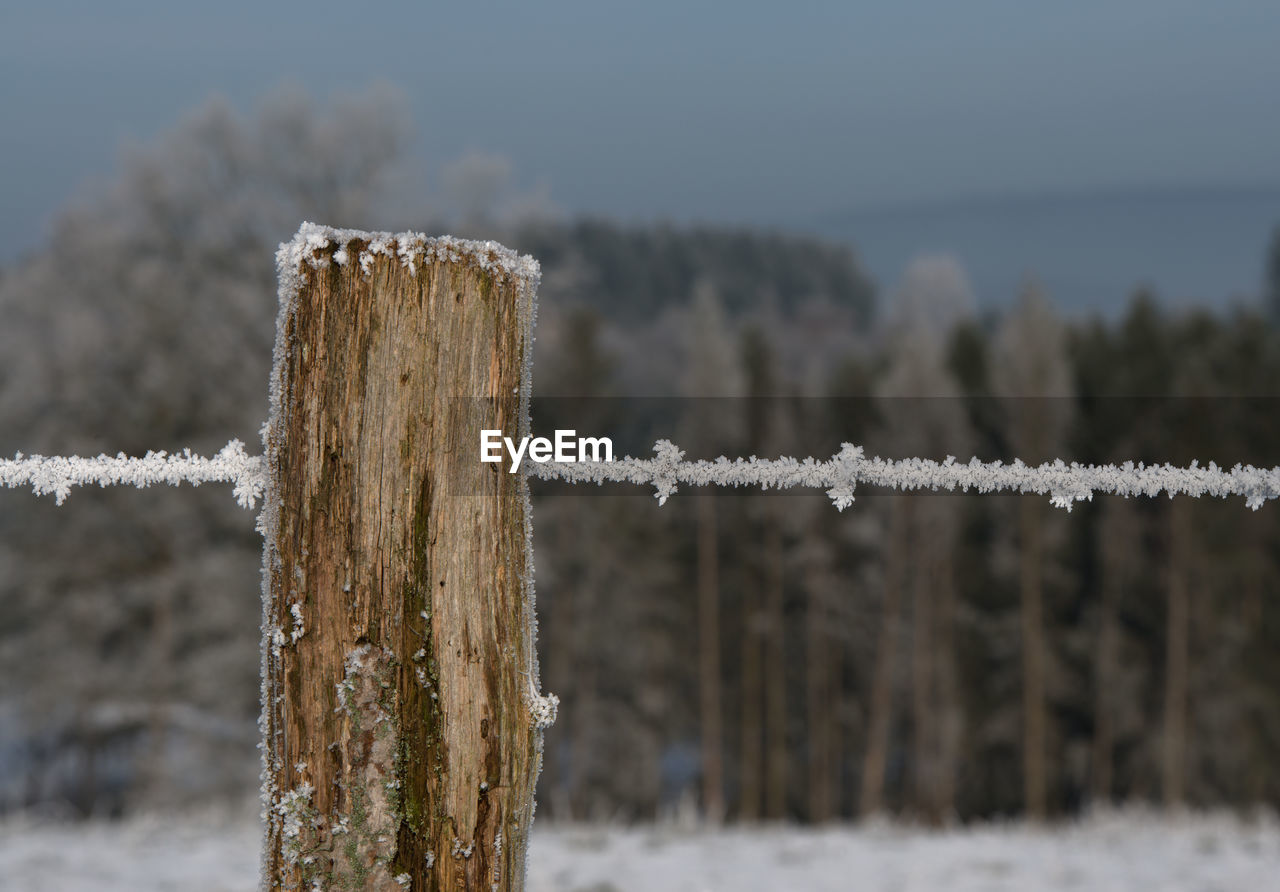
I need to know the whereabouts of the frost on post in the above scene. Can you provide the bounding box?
[258,223,546,892]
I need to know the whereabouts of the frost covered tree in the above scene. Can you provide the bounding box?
[530,306,674,821]
[1065,295,1280,811]
[0,86,409,814]
[1090,494,1139,803]
[680,281,743,824]
[736,323,775,821]
[1265,225,1280,324]
[886,254,976,339]
[993,281,1073,820]
[860,255,973,820]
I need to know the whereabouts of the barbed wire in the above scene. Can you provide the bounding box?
[528,440,1280,511]
[5,438,1276,512]
[0,439,265,509]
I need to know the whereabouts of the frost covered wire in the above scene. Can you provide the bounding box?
[0,439,266,508]
[528,441,1280,512]
[7,435,1269,511]
[5,436,1277,514]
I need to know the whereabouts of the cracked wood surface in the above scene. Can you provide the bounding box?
[263,242,539,890]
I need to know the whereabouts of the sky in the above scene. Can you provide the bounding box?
[4,0,1280,292]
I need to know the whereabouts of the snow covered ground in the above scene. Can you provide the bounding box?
[1,809,1276,891]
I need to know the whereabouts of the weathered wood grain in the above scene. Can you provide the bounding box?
[262,237,542,891]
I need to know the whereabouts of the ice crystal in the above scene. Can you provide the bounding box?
[274,782,316,867]
[275,222,540,288]
[528,687,559,731]
[289,602,306,644]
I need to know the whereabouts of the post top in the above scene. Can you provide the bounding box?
[276,221,541,289]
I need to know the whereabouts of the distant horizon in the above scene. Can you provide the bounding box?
[814,178,1280,223]
[7,1,1280,277]
[821,183,1280,318]
[6,173,1277,322]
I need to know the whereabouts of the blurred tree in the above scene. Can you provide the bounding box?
[737,324,775,821]
[886,254,975,338]
[1090,495,1139,803]
[993,281,1072,820]
[861,255,973,821]
[513,221,876,325]
[531,306,611,819]
[859,493,906,818]
[0,85,410,814]
[1161,339,1215,809]
[681,282,742,823]
[441,151,513,229]
[1265,225,1280,323]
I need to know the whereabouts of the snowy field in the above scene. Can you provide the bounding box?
[1,809,1277,891]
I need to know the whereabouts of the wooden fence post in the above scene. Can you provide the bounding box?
[259,225,550,891]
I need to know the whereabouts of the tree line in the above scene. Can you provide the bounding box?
[529,274,1280,823]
